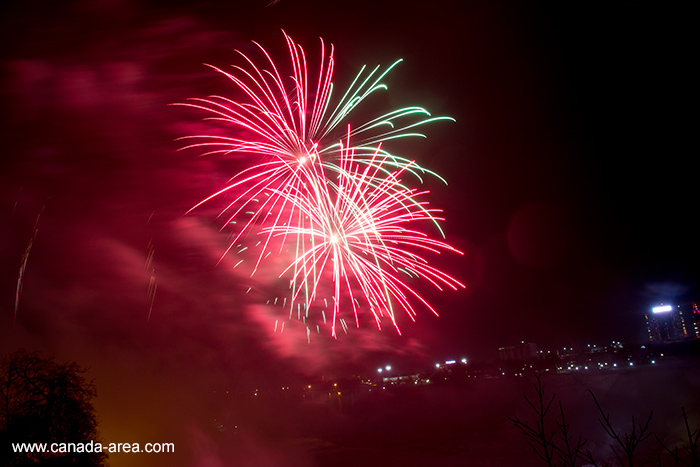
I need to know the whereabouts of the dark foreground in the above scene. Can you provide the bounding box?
[198,357,700,467]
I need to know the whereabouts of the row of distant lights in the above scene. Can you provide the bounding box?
[538,341,623,354]
[379,340,632,374]
[559,355,663,372]
[436,358,468,368]
[561,362,636,371]
[260,346,666,396]
[377,358,468,373]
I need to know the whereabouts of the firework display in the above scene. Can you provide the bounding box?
[178,32,464,335]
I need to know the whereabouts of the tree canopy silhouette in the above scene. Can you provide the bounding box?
[1,349,107,466]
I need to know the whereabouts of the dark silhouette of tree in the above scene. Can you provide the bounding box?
[511,375,686,467]
[656,408,700,467]
[590,390,654,467]
[0,349,108,466]
[509,374,593,467]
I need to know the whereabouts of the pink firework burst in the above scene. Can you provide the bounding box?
[264,133,465,336]
[176,32,463,335]
[176,31,451,173]
[176,32,452,263]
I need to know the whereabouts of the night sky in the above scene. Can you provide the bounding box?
[1,0,696,464]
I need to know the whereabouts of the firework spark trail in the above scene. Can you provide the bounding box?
[146,239,157,322]
[264,136,465,336]
[14,206,44,324]
[176,31,451,169]
[175,31,453,251]
[178,32,463,335]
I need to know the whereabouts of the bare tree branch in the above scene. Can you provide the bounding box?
[590,390,653,467]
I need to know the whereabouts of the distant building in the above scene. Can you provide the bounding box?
[679,302,700,339]
[499,342,537,362]
[382,374,420,385]
[645,303,695,342]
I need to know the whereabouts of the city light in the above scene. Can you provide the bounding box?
[652,305,672,313]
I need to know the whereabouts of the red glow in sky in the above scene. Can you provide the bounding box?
[1,1,695,466]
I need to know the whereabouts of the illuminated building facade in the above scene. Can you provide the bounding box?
[499,342,537,361]
[644,303,695,342]
[679,302,700,339]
